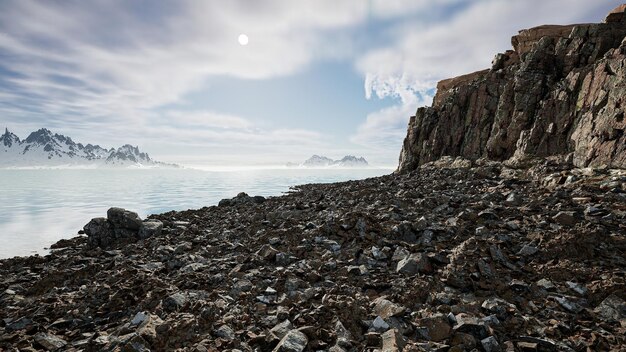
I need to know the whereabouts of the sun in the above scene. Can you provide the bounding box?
[238,34,249,46]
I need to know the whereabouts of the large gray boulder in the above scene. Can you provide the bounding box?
[84,207,160,248]
[396,253,432,275]
[218,192,266,207]
[139,220,163,239]
[107,207,143,230]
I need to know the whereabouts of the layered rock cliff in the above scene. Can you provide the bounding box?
[398,5,626,172]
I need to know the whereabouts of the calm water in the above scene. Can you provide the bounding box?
[0,168,390,258]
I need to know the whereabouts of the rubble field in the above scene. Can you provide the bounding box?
[1,159,625,351]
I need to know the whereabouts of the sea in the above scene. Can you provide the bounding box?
[0,168,391,259]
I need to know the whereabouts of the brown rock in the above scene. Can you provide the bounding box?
[605,4,626,23]
[373,297,406,319]
[398,7,626,172]
[381,329,406,352]
[419,314,451,342]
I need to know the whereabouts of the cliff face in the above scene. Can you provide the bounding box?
[398,5,626,172]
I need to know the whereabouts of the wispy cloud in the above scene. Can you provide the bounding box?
[0,0,618,166]
[162,111,252,130]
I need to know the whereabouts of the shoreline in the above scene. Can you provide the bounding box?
[1,160,624,350]
[0,168,391,260]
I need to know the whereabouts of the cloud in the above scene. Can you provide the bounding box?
[0,0,478,129]
[0,1,363,130]
[0,0,619,166]
[0,0,374,163]
[162,111,252,130]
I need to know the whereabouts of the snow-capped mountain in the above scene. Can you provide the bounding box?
[292,155,370,168]
[0,128,177,168]
[302,155,335,167]
[106,144,153,166]
[334,155,369,167]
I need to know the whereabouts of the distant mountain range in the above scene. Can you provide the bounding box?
[0,128,177,168]
[287,155,370,168]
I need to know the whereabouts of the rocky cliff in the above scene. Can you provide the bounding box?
[398,5,626,172]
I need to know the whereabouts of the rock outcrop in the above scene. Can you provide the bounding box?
[398,5,626,172]
[83,208,163,248]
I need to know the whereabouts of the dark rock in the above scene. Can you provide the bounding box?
[594,294,626,321]
[34,332,67,351]
[419,314,452,342]
[453,315,488,340]
[219,192,266,207]
[214,324,235,340]
[107,207,143,230]
[481,336,500,352]
[552,211,578,226]
[138,220,163,239]
[83,217,115,248]
[163,292,187,312]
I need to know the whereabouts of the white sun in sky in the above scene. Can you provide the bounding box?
[238,34,249,46]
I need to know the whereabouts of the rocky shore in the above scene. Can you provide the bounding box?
[1,158,625,351]
[3,5,626,352]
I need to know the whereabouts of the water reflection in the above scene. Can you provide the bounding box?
[0,168,390,258]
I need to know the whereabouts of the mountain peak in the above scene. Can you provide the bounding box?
[106,144,152,164]
[1,128,173,168]
[1,128,21,148]
[25,128,54,144]
[299,155,369,168]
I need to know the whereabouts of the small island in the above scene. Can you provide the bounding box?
[287,155,370,168]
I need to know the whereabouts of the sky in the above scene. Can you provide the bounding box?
[0,0,621,167]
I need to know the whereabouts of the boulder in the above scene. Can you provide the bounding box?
[34,332,67,351]
[381,329,406,352]
[552,211,578,226]
[163,292,187,312]
[107,207,143,230]
[219,192,266,207]
[594,294,626,321]
[138,220,163,239]
[83,217,115,248]
[83,208,163,247]
[419,314,452,342]
[396,253,432,275]
[372,297,405,319]
[272,330,308,352]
